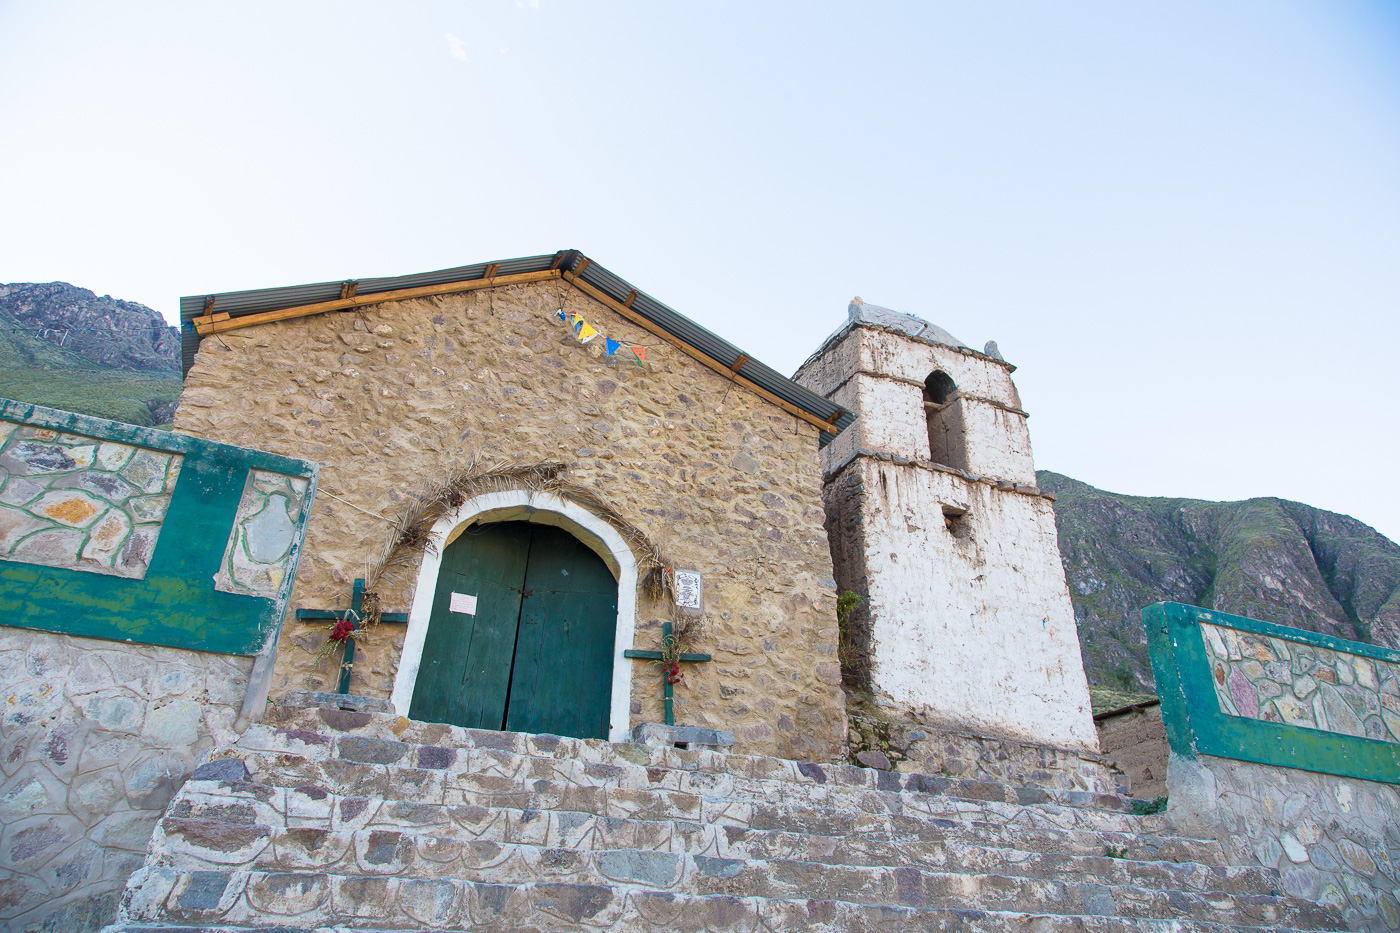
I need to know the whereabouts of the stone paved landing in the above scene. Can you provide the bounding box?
[100,702,1348,932]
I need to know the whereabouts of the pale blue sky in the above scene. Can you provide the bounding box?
[2,2,1397,538]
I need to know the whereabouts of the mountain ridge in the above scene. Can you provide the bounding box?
[1041,470,1400,694]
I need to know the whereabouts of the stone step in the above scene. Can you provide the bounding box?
[153,819,1281,900]
[200,753,1163,857]
[232,724,1152,832]
[172,773,1226,862]
[118,867,1346,932]
[260,704,1135,810]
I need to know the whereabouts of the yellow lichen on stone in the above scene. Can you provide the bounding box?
[42,496,99,526]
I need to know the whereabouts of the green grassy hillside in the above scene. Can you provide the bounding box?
[0,306,181,427]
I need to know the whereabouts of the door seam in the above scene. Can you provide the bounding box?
[499,524,539,730]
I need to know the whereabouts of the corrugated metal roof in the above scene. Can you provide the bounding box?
[180,250,855,441]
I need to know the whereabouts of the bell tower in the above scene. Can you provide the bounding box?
[796,299,1097,750]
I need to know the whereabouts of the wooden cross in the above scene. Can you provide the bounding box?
[295,578,409,694]
[623,622,712,726]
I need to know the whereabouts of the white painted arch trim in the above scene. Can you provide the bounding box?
[389,490,638,742]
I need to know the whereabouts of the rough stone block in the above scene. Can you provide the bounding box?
[191,759,251,784]
[629,722,734,750]
[279,691,392,714]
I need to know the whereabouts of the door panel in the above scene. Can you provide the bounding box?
[504,525,618,739]
[408,522,531,729]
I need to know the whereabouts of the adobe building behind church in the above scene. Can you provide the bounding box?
[171,251,852,763]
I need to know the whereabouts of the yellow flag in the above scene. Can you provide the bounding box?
[576,320,599,344]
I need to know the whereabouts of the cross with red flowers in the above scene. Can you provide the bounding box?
[623,622,712,726]
[295,578,408,694]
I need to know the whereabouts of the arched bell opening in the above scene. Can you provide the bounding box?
[923,371,967,470]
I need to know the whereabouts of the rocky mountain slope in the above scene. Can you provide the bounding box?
[0,282,179,371]
[0,282,181,426]
[1041,470,1400,694]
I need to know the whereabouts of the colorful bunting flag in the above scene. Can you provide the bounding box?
[554,307,649,362]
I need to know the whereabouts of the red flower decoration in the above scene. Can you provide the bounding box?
[330,619,356,643]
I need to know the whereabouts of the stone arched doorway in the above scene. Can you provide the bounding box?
[389,487,641,739]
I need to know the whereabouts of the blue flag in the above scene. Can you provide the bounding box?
[605,338,621,356]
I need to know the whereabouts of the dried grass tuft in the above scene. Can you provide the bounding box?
[357,456,675,635]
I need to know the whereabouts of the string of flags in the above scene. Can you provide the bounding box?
[556,309,648,368]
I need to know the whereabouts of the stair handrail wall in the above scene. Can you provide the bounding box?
[1145,601,1400,930]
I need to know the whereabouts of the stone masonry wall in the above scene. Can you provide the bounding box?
[0,626,252,933]
[1095,703,1168,799]
[173,280,846,762]
[1169,753,1400,932]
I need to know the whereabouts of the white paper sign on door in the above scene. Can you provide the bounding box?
[450,592,478,615]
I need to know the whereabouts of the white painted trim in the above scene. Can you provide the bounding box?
[389,490,638,742]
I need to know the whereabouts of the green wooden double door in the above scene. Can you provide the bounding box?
[408,521,618,739]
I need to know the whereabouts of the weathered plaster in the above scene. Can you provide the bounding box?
[798,319,1097,752]
[173,281,846,761]
[829,458,1097,749]
[0,626,251,933]
[797,324,1034,485]
[1169,754,1400,932]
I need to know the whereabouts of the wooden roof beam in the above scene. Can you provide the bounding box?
[191,269,564,337]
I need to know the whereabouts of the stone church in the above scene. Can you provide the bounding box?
[1,250,1384,933]
[175,252,855,763]
[173,249,1092,763]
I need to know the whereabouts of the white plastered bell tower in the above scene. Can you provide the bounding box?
[795,299,1098,751]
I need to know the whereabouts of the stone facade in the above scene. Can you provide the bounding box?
[0,420,182,579]
[173,280,846,762]
[1203,621,1400,743]
[0,626,252,933]
[1169,754,1400,932]
[794,301,1097,751]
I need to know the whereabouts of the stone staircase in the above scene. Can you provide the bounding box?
[102,701,1347,932]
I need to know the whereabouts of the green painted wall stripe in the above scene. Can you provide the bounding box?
[0,399,318,656]
[1143,602,1400,785]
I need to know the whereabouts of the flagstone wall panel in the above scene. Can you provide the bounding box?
[173,281,847,762]
[0,401,319,660]
[0,421,182,579]
[1148,603,1400,930]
